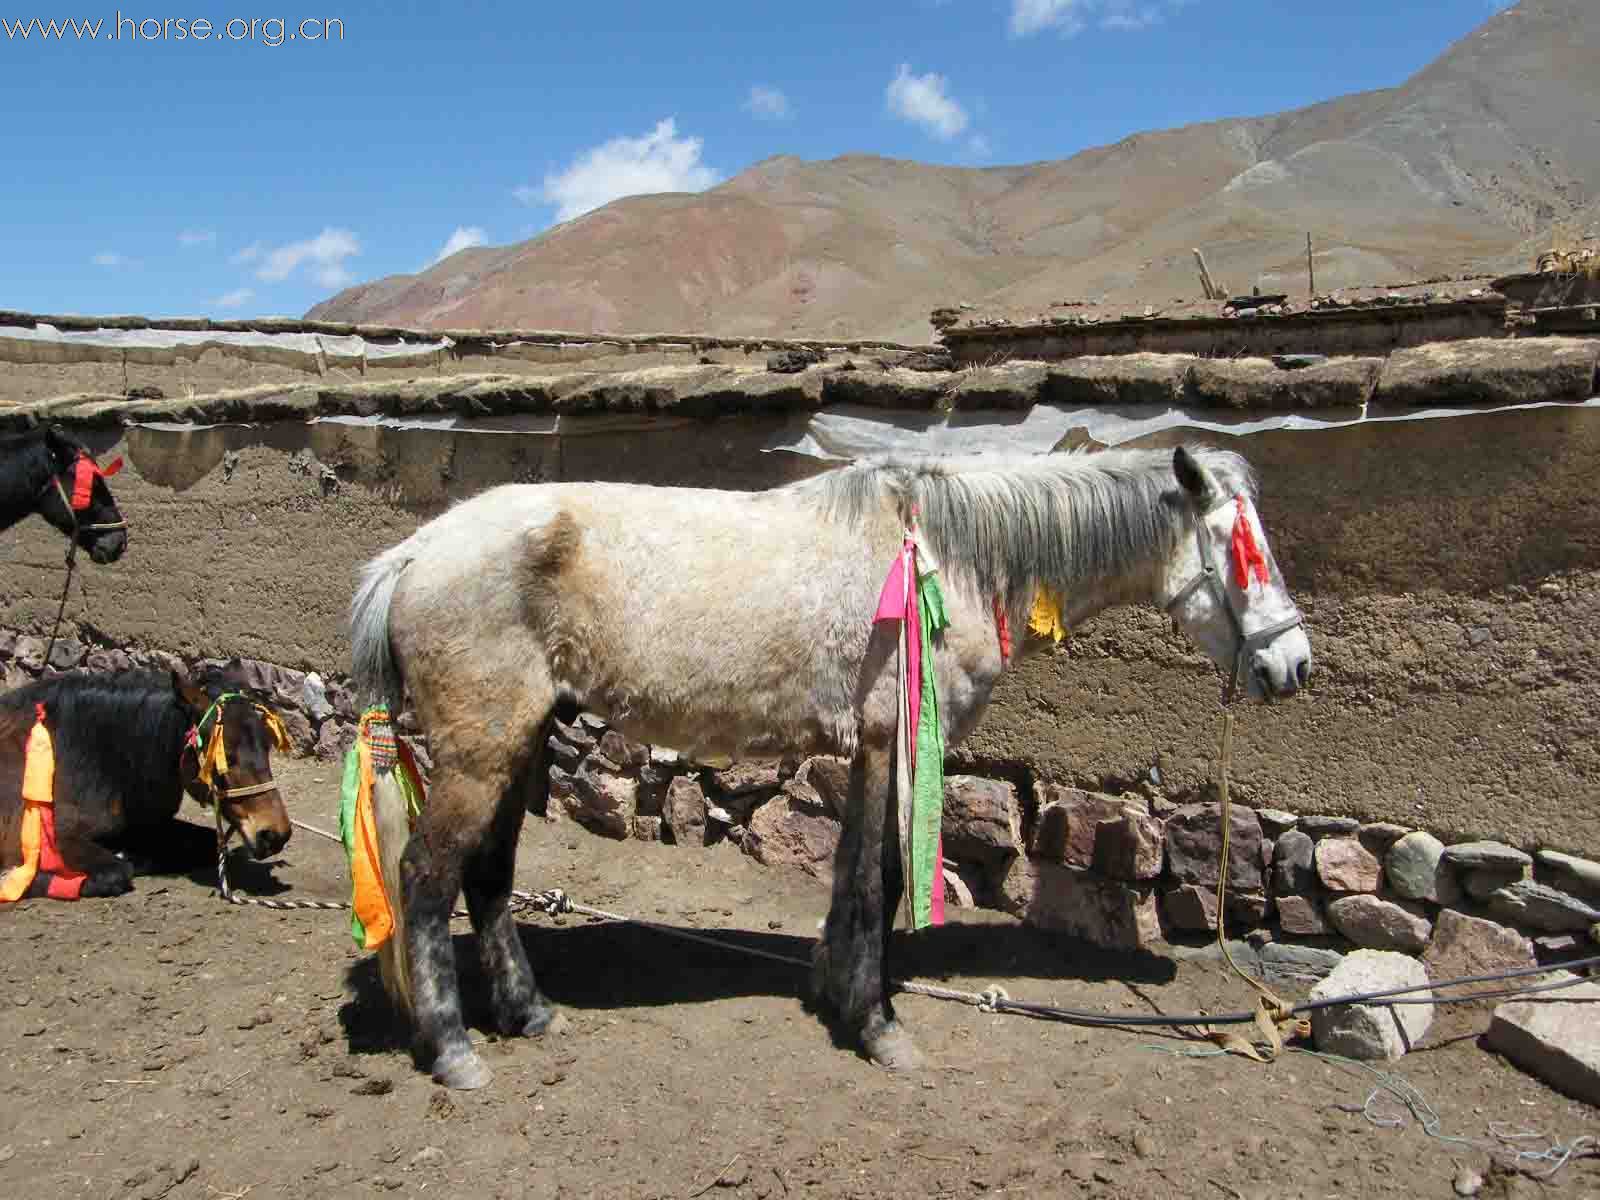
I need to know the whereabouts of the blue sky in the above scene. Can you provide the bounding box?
[2,0,1515,319]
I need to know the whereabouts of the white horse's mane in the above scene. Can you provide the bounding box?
[789,445,1256,608]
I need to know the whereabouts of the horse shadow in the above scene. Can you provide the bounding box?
[111,818,296,896]
[337,910,1178,1057]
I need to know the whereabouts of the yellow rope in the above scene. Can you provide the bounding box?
[1202,710,1311,1061]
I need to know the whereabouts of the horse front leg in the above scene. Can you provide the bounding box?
[816,737,925,1069]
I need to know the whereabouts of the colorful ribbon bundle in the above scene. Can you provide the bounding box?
[189,692,292,797]
[875,525,950,931]
[339,704,425,949]
[0,704,87,902]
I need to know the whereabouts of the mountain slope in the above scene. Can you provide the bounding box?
[309,0,1598,341]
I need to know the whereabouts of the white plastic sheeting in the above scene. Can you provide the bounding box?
[762,397,1600,460]
[0,323,452,370]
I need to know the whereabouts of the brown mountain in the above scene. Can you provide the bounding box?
[308,0,1599,343]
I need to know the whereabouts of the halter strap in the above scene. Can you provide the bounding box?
[1164,494,1305,703]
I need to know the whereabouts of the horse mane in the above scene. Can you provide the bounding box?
[0,670,192,789]
[794,445,1256,608]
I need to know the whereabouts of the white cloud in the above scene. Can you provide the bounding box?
[428,225,489,267]
[178,229,217,247]
[254,228,361,286]
[744,85,791,120]
[90,251,127,267]
[526,118,721,223]
[213,287,255,310]
[886,64,969,140]
[230,241,264,265]
[1009,0,1172,36]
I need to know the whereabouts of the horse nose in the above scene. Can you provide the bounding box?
[252,826,290,859]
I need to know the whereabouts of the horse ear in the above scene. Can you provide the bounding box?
[171,668,210,713]
[1173,447,1215,504]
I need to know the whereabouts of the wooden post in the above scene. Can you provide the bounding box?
[1194,248,1219,301]
[1306,233,1316,299]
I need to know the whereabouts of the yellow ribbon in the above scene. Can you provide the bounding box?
[1028,587,1068,644]
[195,699,291,794]
[0,708,55,903]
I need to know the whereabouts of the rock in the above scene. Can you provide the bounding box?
[12,636,45,672]
[1260,943,1343,987]
[1309,950,1433,1061]
[1326,895,1432,953]
[1187,355,1381,410]
[1357,823,1409,854]
[1453,1167,1484,1198]
[1300,816,1359,838]
[1315,838,1381,893]
[794,756,849,820]
[410,1147,446,1170]
[999,857,1160,950]
[85,647,133,674]
[546,735,581,772]
[1488,880,1600,933]
[1486,975,1600,1104]
[1462,864,1529,901]
[712,760,782,796]
[941,776,1023,865]
[576,713,607,735]
[1032,787,1147,871]
[1092,810,1165,881]
[1385,831,1461,904]
[552,717,595,754]
[1422,909,1537,1007]
[1229,891,1270,927]
[561,758,638,838]
[299,672,334,722]
[1272,829,1315,895]
[766,349,822,374]
[598,730,648,768]
[45,637,85,670]
[1042,353,1192,407]
[1276,893,1329,936]
[1442,840,1531,871]
[313,720,355,762]
[742,788,840,881]
[278,708,316,757]
[1164,802,1263,891]
[1376,336,1600,408]
[1161,883,1218,932]
[1536,850,1600,898]
[630,815,662,842]
[662,777,708,847]
[649,745,680,767]
[1255,809,1298,838]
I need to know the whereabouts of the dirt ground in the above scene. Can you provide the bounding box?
[1,757,1595,1200]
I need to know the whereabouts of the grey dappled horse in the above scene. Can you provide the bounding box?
[350,445,1312,1089]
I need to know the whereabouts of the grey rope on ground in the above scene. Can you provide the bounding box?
[237,818,1600,1023]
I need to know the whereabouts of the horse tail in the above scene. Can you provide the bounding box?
[350,543,412,714]
[372,759,416,1020]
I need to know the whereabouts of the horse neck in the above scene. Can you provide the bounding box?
[910,455,1181,621]
[0,440,55,534]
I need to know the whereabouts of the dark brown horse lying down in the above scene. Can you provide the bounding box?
[0,670,291,900]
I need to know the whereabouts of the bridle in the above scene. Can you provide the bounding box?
[1163,493,1305,704]
[185,692,290,847]
[38,447,128,669]
[39,448,128,548]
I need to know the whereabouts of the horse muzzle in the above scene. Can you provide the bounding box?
[248,824,291,860]
[86,529,129,564]
[1248,629,1313,701]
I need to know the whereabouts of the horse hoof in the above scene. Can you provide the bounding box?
[865,1025,926,1071]
[520,1008,569,1038]
[432,1050,493,1090]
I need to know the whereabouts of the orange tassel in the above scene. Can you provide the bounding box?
[1,705,56,903]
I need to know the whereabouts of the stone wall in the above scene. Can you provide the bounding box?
[941,299,1511,366]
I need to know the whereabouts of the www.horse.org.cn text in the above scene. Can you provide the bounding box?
[0,14,345,45]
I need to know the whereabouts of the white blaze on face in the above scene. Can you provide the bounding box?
[1166,493,1312,699]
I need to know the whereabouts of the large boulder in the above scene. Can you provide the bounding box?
[940,775,1023,866]
[1165,803,1263,891]
[1422,909,1537,1008]
[999,857,1161,950]
[1309,950,1433,1061]
[742,785,841,881]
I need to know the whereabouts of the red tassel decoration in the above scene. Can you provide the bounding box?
[1230,495,1270,591]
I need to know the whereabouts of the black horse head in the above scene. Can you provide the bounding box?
[6,426,130,564]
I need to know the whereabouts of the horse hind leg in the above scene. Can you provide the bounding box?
[401,697,552,1090]
[462,718,564,1040]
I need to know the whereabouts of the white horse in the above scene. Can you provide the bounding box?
[350,444,1311,1089]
